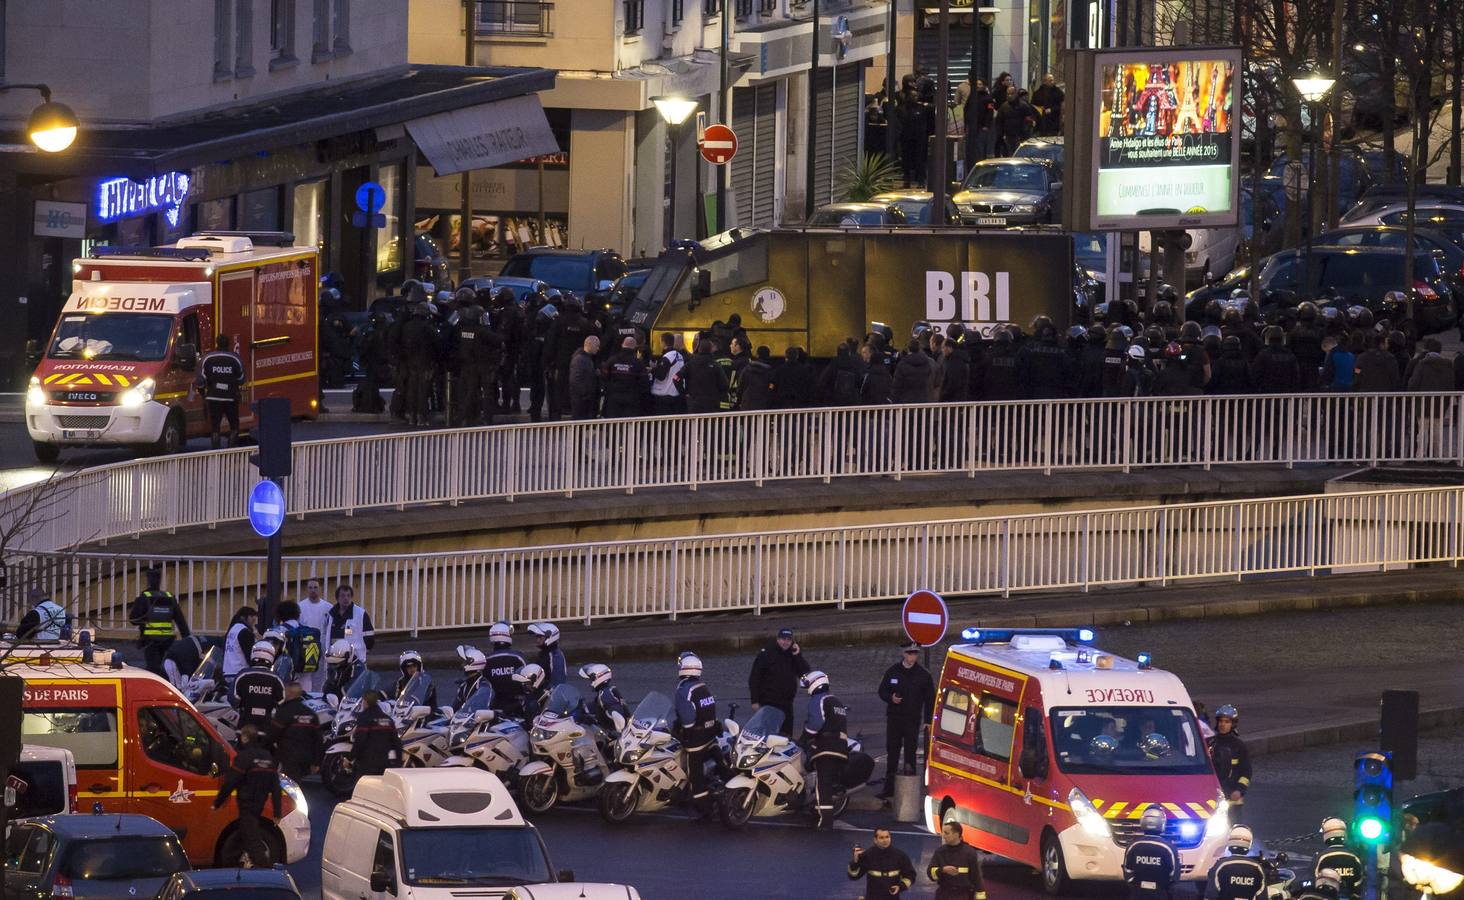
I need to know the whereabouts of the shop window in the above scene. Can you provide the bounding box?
[292,180,326,252]
[234,0,255,77]
[137,707,223,777]
[213,0,232,79]
[271,0,297,66]
[198,197,236,232]
[241,187,282,232]
[374,163,403,278]
[976,693,1017,761]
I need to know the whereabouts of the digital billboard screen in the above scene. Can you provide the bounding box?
[1089,48,1241,230]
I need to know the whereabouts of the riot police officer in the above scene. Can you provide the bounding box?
[578,663,629,738]
[212,724,282,867]
[483,622,526,716]
[1295,870,1343,900]
[1206,825,1267,900]
[453,644,488,709]
[394,650,437,707]
[1314,818,1363,897]
[128,568,190,677]
[233,642,285,732]
[1123,807,1180,900]
[528,622,567,687]
[672,652,721,819]
[453,305,504,426]
[491,287,525,414]
[513,663,550,719]
[802,670,850,830]
[400,302,439,426]
[1208,704,1251,824]
[526,299,556,421]
[267,682,322,780]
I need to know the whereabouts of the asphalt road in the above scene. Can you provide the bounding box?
[275,605,1462,899]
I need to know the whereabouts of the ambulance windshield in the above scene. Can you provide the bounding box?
[49,313,174,361]
[1049,707,1211,775]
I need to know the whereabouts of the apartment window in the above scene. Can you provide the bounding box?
[479,1,554,35]
[333,0,351,55]
[213,0,232,79]
[758,0,776,12]
[703,0,720,16]
[312,0,330,60]
[234,0,255,77]
[624,0,644,33]
[735,0,753,18]
[671,0,684,24]
[271,0,297,66]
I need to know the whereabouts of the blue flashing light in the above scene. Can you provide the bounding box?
[1048,658,1064,670]
[960,627,982,641]
[959,628,1099,646]
[1137,652,1153,669]
[1178,821,1202,840]
[1078,628,1096,642]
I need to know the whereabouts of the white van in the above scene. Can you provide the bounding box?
[320,768,640,900]
[11,745,77,818]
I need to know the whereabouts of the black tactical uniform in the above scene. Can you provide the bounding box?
[1208,854,1267,900]
[1123,833,1180,900]
[268,695,322,780]
[233,665,285,731]
[804,686,850,829]
[213,739,282,867]
[453,307,505,426]
[400,307,438,426]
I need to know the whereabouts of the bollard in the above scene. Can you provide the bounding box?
[892,772,923,823]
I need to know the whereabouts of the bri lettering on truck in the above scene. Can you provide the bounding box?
[925,271,1012,324]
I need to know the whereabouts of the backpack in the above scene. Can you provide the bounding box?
[287,624,323,674]
[832,366,860,405]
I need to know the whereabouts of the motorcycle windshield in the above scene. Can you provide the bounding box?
[742,705,784,740]
[460,683,495,715]
[345,668,378,701]
[273,653,295,684]
[543,684,581,717]
[396,671,433,711]
[191,646,219,682]
[629,692,673,732]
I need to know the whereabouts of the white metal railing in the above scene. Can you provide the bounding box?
[5,392,1464,553]
[6,485,1460,637]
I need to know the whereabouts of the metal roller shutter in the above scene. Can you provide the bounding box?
[731,84,778,228]
[813,63,864,208]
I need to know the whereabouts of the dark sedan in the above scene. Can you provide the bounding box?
[953,159,1062,226]
[807,202,909,227]
[869,190,961,225]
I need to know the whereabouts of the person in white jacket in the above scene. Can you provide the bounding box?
[296,578,332,693]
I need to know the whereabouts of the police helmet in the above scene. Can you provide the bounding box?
[1222,335,1243,354]
[460,304,483,323]
[1089,733,1120,757]
[528,622,561,647]
[1157,284,1179,303]
[1144,325,1166,347]
[1349,306,1373,329]
[539,303,558,320]
[261,627,289,651]
[1030,315,1057,339]
[494,287,517,307]
[1321,306,1341,321]
[1128,344,1148,361]
[1140,806,1168,835]
[401,279,422,297]
[1088,325,1107,345]
[1118,325,1134,340]
[993,326,1014,344]
[677,651,704,678]
[1297,301,1318,322]
[454,287,476,305]
[1215,703,1239,722]
[457,645,487,674]
[1092,302,1110,324]
[1201,325,1222,342]
[489,621,514,646]
[1263,326,1285,347]
[250,641,277,667]
[1222,307,1243,327]
[325,639,356,668]
[544,288,564,303]
[1067,325,1089,344]
[1139,732,1173,760]
[1106,330,1128,351]
[1204,299,1224,323]
[1179,320,1203,343]
[514,663,546,691]
[1320,817,1348,846]
[435,290,455,305]
[1314,869,1342,898]
[1165,341,1183,359]
[399,649,423,675]
[578,663,613,689]
[1151,300,1174,325]
[801,670,830,695]
[1228,824,1254,854]
[912,320,933,339]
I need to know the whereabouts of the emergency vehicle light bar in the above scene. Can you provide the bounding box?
[90,246,211,262]
[958,627,1096,645]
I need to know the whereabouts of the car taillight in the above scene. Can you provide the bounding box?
[51,873,73,898]
[1415,280,1440,301]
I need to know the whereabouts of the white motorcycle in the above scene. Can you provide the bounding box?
[519,685,611,815]
[183,648,239,744]
[598,692,690,823]
[438,682,532,783]
[719,705,869,829]
[393,672,451,768]
[320,668,380,797]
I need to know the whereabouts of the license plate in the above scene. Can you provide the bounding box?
[62,429,101,440]
[977,217,1007,226]
[59,392,100,402]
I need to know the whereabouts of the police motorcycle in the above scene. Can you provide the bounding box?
[320,667,381,797]
[518,684,611,815]
[718,705,871,829]
[597,691,689,823]
[1263,852,1297,900]
[392,671,451,767]
[438,682,533,782]
[182,647,238,744]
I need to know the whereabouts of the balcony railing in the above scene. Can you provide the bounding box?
[477,0,553,36]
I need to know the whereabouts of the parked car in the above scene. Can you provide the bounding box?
[498,247,627,309]
[869,190,961,225]
[1340,200,1464,230]
[1254,245,1457,333]
[3,813,190,900]
[807,201,909,227]
[1139,226,1243,285]
[1184,265,1252,319]
[9,745,76,819]
[156,867,302,900]
[1073,233,1109,304]
[1315,225,1464,299]
[953,158,1061,226]
[1013,135,1064,168]
[603,259,656,317]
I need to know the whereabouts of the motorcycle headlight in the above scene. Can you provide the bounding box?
[619,745,648,765]
[26,377,44,407]
[281,775,308,817]
[119,377,156,408]
[736,749,766,769]
[1068,787,1112,839]
[531,726,555,743]
[1205,792,1231,841]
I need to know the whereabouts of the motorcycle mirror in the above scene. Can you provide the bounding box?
[438,706,453,718]
[766,734,790,749]
[473,709,494,723]
[410,704,431,718]
[326,694,340,709]
[724,719,741,738]
[558,869,576,883]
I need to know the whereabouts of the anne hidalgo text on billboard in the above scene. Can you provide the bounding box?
[1089,47,1241,230]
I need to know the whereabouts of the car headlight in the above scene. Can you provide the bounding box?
[27,376,44,407]
[957,204,978,215]
[281,775,308,817]
[1205,793,1231,840]
[1068,787,1112,838]
[1013,203,1037,213]
[119,377,156,408]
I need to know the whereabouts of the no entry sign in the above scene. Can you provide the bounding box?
[902,589,949,647]
[699,124,738,165]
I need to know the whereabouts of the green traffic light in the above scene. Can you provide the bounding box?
[1359,817,1387,842]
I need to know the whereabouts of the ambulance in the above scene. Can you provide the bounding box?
[25,231,319,463]
[923,628,1229,895]
[9,639,311,866]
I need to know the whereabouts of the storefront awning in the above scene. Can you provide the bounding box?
[0,65,556,180]
[407,94,560,177]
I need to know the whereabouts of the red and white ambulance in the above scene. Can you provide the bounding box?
[25,232,319,462]
[923,628,1229,895]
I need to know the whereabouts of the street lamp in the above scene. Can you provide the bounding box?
[652,95,699,250]
[1,84,79,153]
[1400,823,1464,897]
[1291,72,1335,303]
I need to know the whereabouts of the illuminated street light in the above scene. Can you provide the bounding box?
[2,83,79,152]
[650,96,700,249]
[651,95,699,126]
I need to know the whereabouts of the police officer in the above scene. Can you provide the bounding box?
[747,627,811,739]
[15,588,69,641]
[578,663,629,737]
[350,689,403,776]
[1206,825,1267,900]
[394,650,437,707]
[877,642,935,799]
[673,651,721,819]
[1208,704,1251,824]
[1015,316,1075,399]
[1314,818,1363,897]
[1289,302,1326,391]
[802,670,850,830]
[527,622,567,687]
[212,723,282,867]
[1123,807,1180,900]
[453,644,488,709]
[491,287,525,414]
[513,663,550,719]
[321,638,363,704]
[198,334,245,449]
[548,295,594,419]
[268,682,322,780]
[601,336,649,418]
[526,300,556,421]
[453,305,504,426]
[483,622,527,716]
[983,327,1022,401]
[926,820,986,900]
[233,642,285,731]
[1296,870,1343,900]
[849,826,917,897]
[128,567,190,677]
[356,312,391,414]
[400,302,439,426]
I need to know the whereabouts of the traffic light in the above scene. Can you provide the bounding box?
[248,397,292,478]
[1354,751,1394,845]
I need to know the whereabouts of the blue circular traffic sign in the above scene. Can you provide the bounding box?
[248,479,286,538]
[354,181,386,214]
